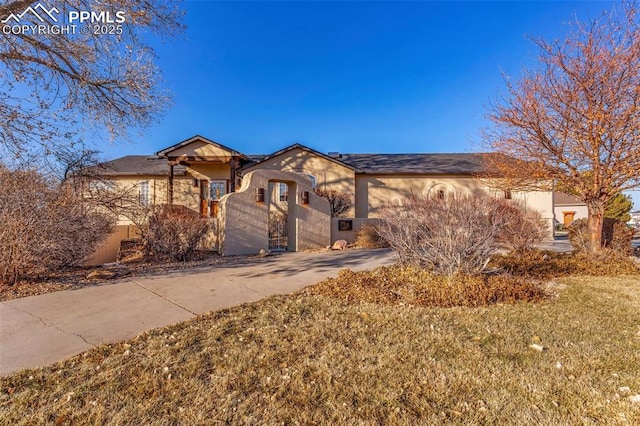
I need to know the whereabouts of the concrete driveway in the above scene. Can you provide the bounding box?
[0,249,394,377]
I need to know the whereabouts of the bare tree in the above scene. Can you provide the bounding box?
[0,1,183,159]
[484,2,640,252]
[315,189,352,217]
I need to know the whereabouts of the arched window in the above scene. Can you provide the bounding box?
[426,183,451,199]
[296,173,316,189]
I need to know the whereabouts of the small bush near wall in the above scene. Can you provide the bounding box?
[144,205,209,262]
[568,218,633,254]
[355,224,389,249]
[377,192,543,275]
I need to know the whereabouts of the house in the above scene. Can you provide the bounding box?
[553,192,588,229]
[86,135,556,263]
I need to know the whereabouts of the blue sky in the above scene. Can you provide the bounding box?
[101,0,638,207]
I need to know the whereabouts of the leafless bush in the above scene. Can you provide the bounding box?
[315,189,352,217]
[144,205,209,262]
[377,192,529,275]
[0,167,114,285]
[497,204,548,252]
[569,218,633,255]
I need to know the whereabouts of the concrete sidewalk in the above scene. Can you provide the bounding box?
[0,249,394,376]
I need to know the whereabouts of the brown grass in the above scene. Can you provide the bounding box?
[2,277,639,424]
[304,265,547,307]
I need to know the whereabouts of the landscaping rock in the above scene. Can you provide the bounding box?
[86,269,116,280]
[629,394,640,404]
[86,266,131,280]
[529,343,545,352]
[116,238,144,262]
[258,248,271,258]
[332,240,348,250]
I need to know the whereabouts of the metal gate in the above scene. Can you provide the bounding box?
[268,211,288,251]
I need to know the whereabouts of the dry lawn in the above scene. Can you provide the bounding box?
[2,275,640,424]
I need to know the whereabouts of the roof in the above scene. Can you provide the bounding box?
[97,138,495,177]
[554,192,584,206]
[90,156,187,176]
[338,153,488,175]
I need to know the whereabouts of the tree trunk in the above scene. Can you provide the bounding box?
[586,202,605,252]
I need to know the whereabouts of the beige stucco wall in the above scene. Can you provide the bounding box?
[219,169,331,256]
[554,205,589,224]
[187,163,231,181]
[242,148,356,216]
[330,217,381,244]
[354,174,555,237]
[98,176,199,224]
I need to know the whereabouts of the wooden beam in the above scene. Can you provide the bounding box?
[229,158,237,192]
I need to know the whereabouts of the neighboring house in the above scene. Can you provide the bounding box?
[87,135,556,262]
[553,192,588,229]
[630,210,640,228]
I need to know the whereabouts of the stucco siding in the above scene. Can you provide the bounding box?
[354,174,554,237]
[243,148,356,216]
[187,163,232,181]
[219,170,331,256]
[554,205,589,224]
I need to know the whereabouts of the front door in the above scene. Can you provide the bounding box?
[563,211,576,227]
[200,180,229,217]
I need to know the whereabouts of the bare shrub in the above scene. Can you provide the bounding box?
[144,205,209,262]
[569,218,633,254]
[355,224,389,249]
[377,192,527,275]
[315,189,352,217]
[602,219,634,256]
[498,204,548,252]
[567,219,590,252]
[0,167,114,285]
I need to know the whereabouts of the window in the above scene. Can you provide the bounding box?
[504,190,512,200]
[210,181,227,201]
[279,182,288,202]
[139,180,150,206]
[303,174,317,189]
[89,180,115,192]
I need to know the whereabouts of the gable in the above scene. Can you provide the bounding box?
[166,140,234,160]
[242,146,354,176]
[156,135,248,162]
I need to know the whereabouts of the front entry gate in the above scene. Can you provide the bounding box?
[268,211,288,251]
[268,181,289,251]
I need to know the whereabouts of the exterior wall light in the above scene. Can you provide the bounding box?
[301,191,310,204]
[255,188,265,202]
[192,178,199,187]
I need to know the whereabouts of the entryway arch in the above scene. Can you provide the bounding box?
[218,170,331,256]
